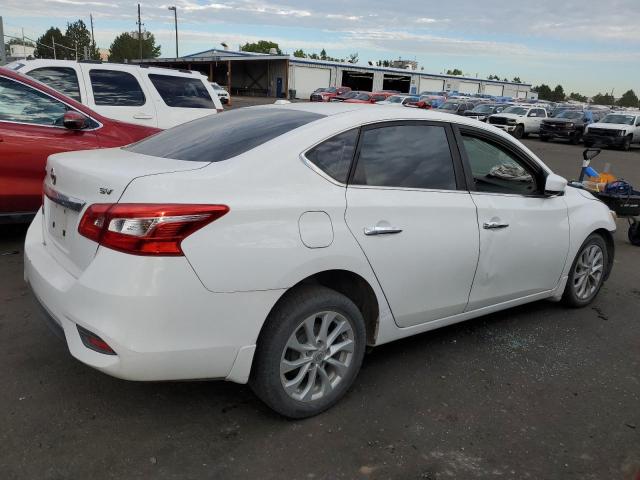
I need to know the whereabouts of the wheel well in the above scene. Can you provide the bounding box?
[267,270,380,345]
[594,228,615,280]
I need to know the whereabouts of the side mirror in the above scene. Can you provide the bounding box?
[545,173,567,195]
[583,148,601,161]
[63,110,88,130]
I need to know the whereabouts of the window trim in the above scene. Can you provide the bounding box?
[0,74,102,131]
[347,120,466,192]
[27,66,83,103]
[89,68,147,107]
[452,124,548,197]
[300,127,361,187]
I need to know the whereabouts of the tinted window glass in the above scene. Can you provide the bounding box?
[462,134,537,195]
[352,124,456,190]
[27,67,81,101]
[90,69,145,106]
[148,74,214,109]
[0,76,68,126]
[127,108,324,162]
[306,129,358,183]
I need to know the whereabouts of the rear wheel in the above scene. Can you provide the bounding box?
[250,285,366,418]
[562,234,608,307]
[628,222,640,246]
[513,125,524,139]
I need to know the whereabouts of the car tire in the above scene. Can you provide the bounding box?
[584,140,593,148]
[622,135,632,151]
[562,233,608,308]
[540,135,550,142]
[250,285,367,418]
[513,125,524,139]
[570,132,582,145]
[628,222,640,246]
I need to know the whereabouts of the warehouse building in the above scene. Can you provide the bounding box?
[135,48,532,100]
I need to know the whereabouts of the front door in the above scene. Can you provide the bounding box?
[457,130,570,310]
[345,121,480,328]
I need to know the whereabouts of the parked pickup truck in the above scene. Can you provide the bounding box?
[583,112,640,150]
[488,105,548,138]
[540,110,602,144]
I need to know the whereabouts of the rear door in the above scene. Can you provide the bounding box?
[457,128,569,309]
[0,75,98,215]
[82,65,158,127]
[345,121,480,327]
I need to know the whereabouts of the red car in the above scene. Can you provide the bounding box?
[0,67,160,221]
[344,91,395,104]
[309,86,351,102]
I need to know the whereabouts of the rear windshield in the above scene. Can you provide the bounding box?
[126,108,324,162]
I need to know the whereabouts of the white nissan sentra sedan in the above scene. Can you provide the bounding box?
[25,103,616,418]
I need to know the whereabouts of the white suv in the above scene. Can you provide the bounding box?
[488,105,548,138]
[7,59,223,128]
[25,104,615,418]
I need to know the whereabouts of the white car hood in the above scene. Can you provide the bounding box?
[492,113,524,120]
[587,122,628,130]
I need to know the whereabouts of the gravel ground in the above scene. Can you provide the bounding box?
[0,126,639,480]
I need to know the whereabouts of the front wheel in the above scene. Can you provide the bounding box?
[628,222,640,246]
[570,132,583,145]
[513,125,524,139]
[622,135,632,151]
[250,285,367,418]
[562,234,608,307]
[540,135,550,142]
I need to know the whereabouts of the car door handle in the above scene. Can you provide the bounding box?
[364,226,403,236]
[483,222,509,230]
[133,113,154,120]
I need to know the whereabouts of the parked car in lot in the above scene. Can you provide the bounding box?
[540,110,601,144]
[407,94,447,109]
[25,103,616,418]
[437,101,475,115]
[0,67,159,222]
[583,112,640,150]
[343,92,395,104]
[463,103,510,122]
[330,90,361,102]
[7,59,223,128]
[376,94,420,106]
[310,86,351,102]
[211,82,230,104]
[488,105,548,138]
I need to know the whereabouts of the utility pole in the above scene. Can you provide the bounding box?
[0,17,5,65]
[137,3,143,61]
[168,6,178,57]
[52,38,57,59]
[22,28,27,59]
[90,13,96,57]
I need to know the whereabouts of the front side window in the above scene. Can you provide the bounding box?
[27,67,81,101]
[148,74,215,109]
[90,69,145,106]
[305,129,358,183]
[462,134,537,195]
[127,108,324,162]
[0,76,68,126]
[352,124,457,190]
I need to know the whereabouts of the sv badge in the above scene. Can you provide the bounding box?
[99,187,114,195]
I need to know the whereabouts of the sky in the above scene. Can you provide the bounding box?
[2,0,639,96]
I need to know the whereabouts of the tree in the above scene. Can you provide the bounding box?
[65,20,99,60]
[241,40,281,55]
[109,31,161,62]
[34,27,66,59]
[320,48,327,60]
[446,68,463,76]
[551,84,565,102]
[569,92,588,102]
[487,74,500,80]
[592,92,615,105]
[617,89,639,108]
[512,76,522,83]
[293,49,305,58]
[533,84,552,101]
[347,52,358,64]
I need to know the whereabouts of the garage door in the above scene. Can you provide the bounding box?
[293,66,331,99]
[458,81,480,94]
[517,90,527,99]
[419,77,444,93]
[484,84,503,96]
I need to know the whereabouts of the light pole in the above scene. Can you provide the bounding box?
[168,6,178,58]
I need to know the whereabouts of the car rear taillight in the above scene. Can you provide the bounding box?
[78,204,229,256]
[77,325,116,355]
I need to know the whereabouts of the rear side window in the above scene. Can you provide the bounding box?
[148,74,214,109]
[352,124,457,190]
[27,67,81,101]
[90,69,145,106]
[305,129,358,183]
[127,108,324,162]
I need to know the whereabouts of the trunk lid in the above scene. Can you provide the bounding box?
[42,147,208,277]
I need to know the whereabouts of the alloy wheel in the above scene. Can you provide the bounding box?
[573,244,604,300]
[280,311,355,402]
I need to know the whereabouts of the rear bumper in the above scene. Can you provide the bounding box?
[583,134,626,146]
[24,213,283,383]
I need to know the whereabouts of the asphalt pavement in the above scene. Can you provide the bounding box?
[1,136,638,480]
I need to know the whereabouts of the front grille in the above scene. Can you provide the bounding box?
[489,116,508,125]
[588,128,619,137]
[310,94,323,102]
[542,122,570,130]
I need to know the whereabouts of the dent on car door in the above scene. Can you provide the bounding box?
[344,122,480,327]
[458,130,570,309]
[0,75,99,214]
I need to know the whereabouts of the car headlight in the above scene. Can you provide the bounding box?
[507,119,517,125]
[618,130,626,137]
[567,123,574,128]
